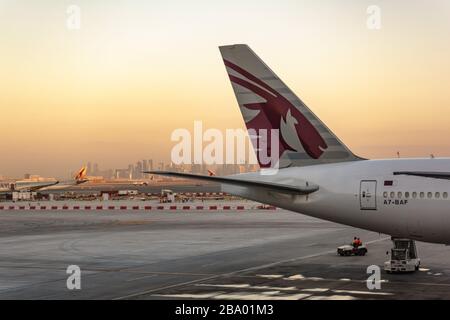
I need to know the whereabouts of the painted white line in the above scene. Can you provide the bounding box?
[196,283,298,291]
[256,274,283,279]
[301,288,329,293]
[333,289,393,296]
[306,295,356,300]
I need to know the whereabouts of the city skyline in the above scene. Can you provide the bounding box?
[2,0,450,177]
[0,157,259,180]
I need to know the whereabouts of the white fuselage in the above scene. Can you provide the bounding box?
[224,158,450,244]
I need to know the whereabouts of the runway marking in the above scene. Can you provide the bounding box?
[284,274,305,280]
[306,295,356,300]
[256,274,283,279]
[301,288,329,292]
[153,292,223,299]
[113,236,390,300]
[195,276,393,298]
[155,292,313,300]
[196,283,298,291]
[197,283,251,289]
[213,292,312,300]
[333,289,393,296]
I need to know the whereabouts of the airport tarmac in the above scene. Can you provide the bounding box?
[1,208,450,299]
[44,182,222,195]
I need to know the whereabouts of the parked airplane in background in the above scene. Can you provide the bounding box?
[40,166,88,190]
[0,180,59,193]
[148,44,450,252]
[0,166,88,193]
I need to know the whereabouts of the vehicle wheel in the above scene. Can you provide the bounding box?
[415,265,419,271]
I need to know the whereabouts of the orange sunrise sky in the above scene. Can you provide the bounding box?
[1,0,450,178]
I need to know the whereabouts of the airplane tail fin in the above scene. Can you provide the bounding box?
[74,166,87,182]
[219,44,362,168]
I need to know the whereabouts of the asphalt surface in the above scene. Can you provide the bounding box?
[1,208,450,299]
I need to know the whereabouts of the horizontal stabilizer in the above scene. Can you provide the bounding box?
[145,171,319,195]
[393,171,450,180]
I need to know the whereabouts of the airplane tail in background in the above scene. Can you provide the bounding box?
[219,44,362,168]
[74,166,87,183]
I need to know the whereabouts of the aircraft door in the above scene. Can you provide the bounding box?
[360,180,377,210]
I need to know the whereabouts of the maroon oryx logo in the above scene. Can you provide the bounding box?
[224,59,327,166]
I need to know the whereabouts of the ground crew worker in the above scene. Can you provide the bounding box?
[357,238,363,247]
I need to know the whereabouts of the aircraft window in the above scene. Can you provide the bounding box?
[427,192,433,199]
[412,192,417,198]
[397,192,403,198]
[420,192,425,198]
[390,192,395,198]
[444,192,448,199]
[435,192,440,199]
[405,192,410,198]
[383,192,388,198]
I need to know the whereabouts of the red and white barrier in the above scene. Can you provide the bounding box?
[0,203,278,211]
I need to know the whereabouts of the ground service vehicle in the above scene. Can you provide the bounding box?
[384,239,420,273]
[337,244,367,256]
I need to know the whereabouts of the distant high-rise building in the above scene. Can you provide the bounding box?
[136,161,143,179]
[149,159,153,171]
[143,160,148,173]
[127,164,133,179]
[87,162,92,175]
